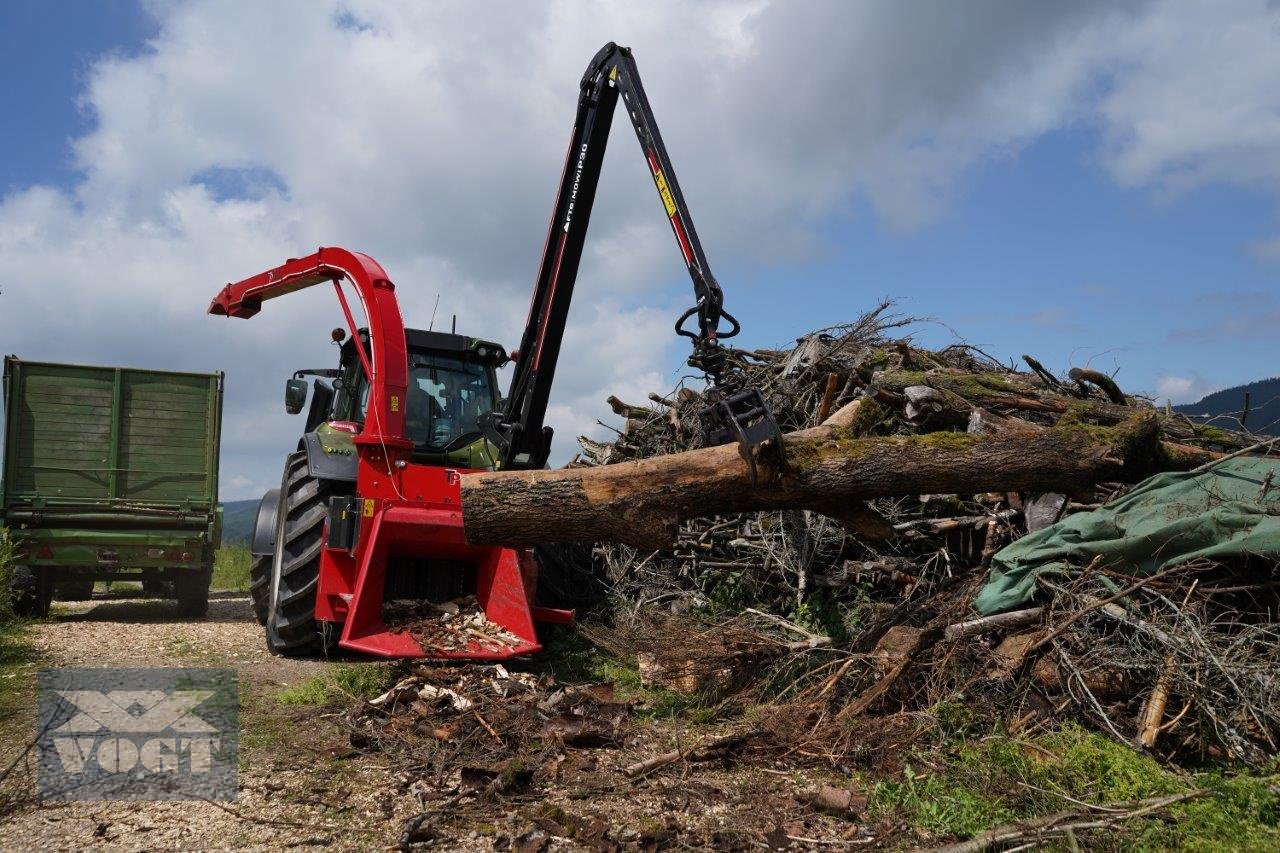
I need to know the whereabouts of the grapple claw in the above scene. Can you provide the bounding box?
[700,387,784,486]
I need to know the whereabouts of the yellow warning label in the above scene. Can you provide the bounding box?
[362,499,375,518]
[654,170,677,217]
[609,65,618,81]
[390,395,400,413]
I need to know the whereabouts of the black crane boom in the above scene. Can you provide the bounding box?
[491,43,779,474]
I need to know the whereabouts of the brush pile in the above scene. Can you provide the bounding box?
[558,302,1280,767]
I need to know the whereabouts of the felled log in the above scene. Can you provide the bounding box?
[461,412,1211,551]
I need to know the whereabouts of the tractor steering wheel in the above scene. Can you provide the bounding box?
[440,430,484,454]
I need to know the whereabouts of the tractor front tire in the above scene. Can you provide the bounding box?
[248,553,270,625]
[11,566,53,618]
[266,452,338,657]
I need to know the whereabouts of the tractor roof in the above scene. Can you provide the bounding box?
[404,329,507,363]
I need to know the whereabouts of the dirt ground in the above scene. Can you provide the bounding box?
[0,595,876,851]
[0,594,411,851]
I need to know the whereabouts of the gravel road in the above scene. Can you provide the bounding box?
[0,594,409,851]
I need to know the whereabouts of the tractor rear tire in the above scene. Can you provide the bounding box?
[175,567,212,618]
[55,578,95,601]
[248,553,271,625]
[11,566,53,618]
[266,452,339,657]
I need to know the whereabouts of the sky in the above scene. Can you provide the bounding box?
[1,0,1279,501]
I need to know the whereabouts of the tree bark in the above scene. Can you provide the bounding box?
[461,413,1198,551]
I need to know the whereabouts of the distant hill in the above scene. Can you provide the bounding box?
[220,499,259,546]
[1174,377,1280,436]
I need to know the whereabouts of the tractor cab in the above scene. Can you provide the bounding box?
[291,328,509,470]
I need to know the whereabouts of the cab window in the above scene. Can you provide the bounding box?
[405,353,496,450]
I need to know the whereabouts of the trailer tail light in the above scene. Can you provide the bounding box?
[37,545,54,559]
[181,552,195,562]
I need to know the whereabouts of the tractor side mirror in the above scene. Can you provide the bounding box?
[284,378,308,414]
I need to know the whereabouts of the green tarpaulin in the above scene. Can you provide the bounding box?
[975,457,1280,615]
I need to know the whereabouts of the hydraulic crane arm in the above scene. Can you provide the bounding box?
[492,42,778,471]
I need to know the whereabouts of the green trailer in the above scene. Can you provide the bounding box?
[1,357,224,617]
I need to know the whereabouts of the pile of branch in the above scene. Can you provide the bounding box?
[476,303,1257,607]
[1028,560,1280,764]
[481,304,1280,765]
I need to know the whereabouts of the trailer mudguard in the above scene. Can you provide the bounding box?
[301,432,358,483]
[249,488,281,557]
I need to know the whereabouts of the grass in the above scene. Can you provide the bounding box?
[0,531,39,815]
[871,765,1014,838]
[867,721,1280,849]
[0,619,35,728]
[0,527,30,719]
[0,528,15,622]
[0,617,36,819]
[212,545,252,592]
[276,663,396,707]
[533,625,716,722]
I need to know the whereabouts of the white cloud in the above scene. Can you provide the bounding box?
[1156,374,1215,404]
[1098,3,1280,194]
[2,0,1280,498]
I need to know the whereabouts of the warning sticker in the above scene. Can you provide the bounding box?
[654,170,677,217]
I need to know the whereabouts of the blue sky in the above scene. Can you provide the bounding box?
[0,1,154,194]
[2,1,1278,498]
[730,126,1279,392]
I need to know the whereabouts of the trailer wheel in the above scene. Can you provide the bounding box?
[175,567,212,618]
[266,452,339,657]
[248,553,270,625]
[55,578,95,601]
[142,578,172,598]
[11,566,53,618]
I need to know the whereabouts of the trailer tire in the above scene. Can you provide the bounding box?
[55,578,95,601]
[266,452,339,657]
[249,553,270,625]
[175,567,211,618]
[142,578,171,597]
[11,566,52,618]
